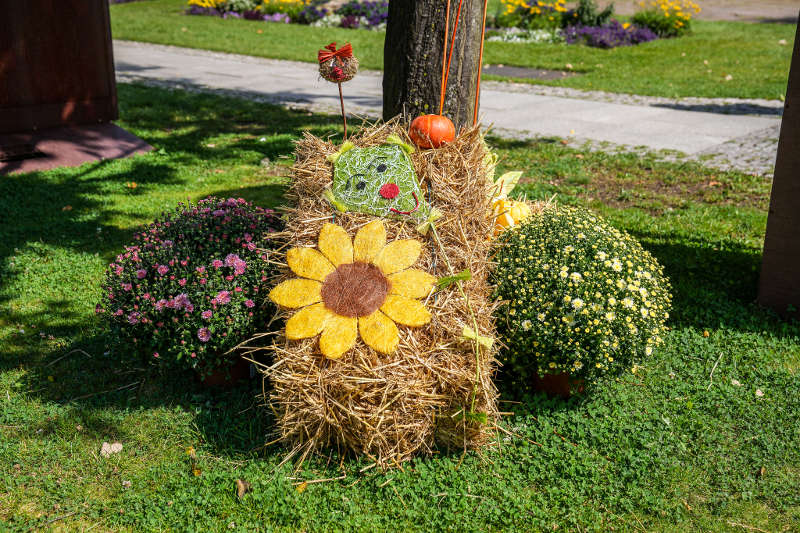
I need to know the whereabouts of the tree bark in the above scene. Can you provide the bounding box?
[757,15,800,320]
[383,0,485,131]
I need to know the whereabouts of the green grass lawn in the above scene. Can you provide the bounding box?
[110,0,796,100]
[2,84,799,531]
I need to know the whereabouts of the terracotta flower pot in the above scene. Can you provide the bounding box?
[198,357,252,387]
[532,372,585,399]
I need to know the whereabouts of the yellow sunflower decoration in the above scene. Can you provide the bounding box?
[269,220,436,359]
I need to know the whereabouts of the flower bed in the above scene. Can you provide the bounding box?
[96,197,283,376]
[186,0,388,30]
[489,0,701,48]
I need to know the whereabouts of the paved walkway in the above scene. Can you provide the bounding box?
[114,41,783,175]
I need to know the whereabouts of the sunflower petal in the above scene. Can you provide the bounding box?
[269,279,322,308]
[373,239,422,275]
[287,247,335,281]
[353,220,386,263]
[380,294,431,327]
[285,303,332,340]
[319,313,357,359]
[318,223,353,267]
[388,269,436,299]
[359,310,399,354]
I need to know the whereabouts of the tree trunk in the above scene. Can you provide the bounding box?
[758,15,800,320]
[383,0,485,131]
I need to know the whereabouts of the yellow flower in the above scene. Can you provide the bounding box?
[270,221,435,359]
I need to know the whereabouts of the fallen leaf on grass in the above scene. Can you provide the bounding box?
[755,389,764,397]
[236,479,251,499]
[100,441,123,458]
[192,466,202,477]
[296,481,308,494]
[62,205,72,211]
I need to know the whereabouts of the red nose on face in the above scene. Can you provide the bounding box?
[379,183,400,199]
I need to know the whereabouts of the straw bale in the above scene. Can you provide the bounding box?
[257,121,500,467]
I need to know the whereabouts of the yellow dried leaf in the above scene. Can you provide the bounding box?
[318,223,354,266]
[353,220,386,263]
[359,311,399,354]
[269,279,322,309]
[319,314,357,359]
[287,247,335,281]
[374,239,422,275]
[286,303,332,340]
[380,295,431,327]
[388,269,435,299]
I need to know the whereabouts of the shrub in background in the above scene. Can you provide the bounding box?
[97,197,283,375]
[491,205,671,386]
[334,1,388,29]
[258,0,309,19]
[632,0,700,37]
[562,0,614,28]
[495,0,568,31]
[564,20,657,48]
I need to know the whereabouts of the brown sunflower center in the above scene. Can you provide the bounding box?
[320,261,390,317]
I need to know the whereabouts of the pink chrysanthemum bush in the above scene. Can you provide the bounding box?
[96,197,283,374]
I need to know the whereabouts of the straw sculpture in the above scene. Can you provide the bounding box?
[258,121,500,467]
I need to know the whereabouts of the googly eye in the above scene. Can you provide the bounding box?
[376,163,387,173]
[356,181,366,190]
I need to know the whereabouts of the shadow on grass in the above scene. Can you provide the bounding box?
[0,83,348,457]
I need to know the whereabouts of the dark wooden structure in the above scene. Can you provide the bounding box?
[758,16,800,319]
[0,0,150,174]
[383,0,485,130]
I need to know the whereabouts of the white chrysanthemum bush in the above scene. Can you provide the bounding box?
[491,205,672,385]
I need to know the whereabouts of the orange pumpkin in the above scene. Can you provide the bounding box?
[409,115,456,149]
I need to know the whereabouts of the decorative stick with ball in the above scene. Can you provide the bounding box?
[318,42,359,140]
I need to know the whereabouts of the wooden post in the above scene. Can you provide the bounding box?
[383,0,485,130]
[757,16,800,319]
[0,0,150,174]
[0,0,118,132]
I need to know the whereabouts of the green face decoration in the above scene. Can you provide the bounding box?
[332,144,430,221]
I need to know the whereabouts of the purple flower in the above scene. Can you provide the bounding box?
[114,309,124,317]
[244,299,255,308]
[225,253,241,267]
[197,327,211,342]
[128,312,141,325]
[121,283,133,292]
[155,299,168,311]
[212,259,224,269]
[563,20,657,49]
[264,12,290,23]
[115,266,124,276]
[202,310,213,320]
[157,265,169,276]
[214,290,231,305]
[196,266,206,274]
[212,210,226,217]
[136,269,147,279]
[234,259,247,275]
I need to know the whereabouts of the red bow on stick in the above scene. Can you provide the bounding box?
[317,42,353,64]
